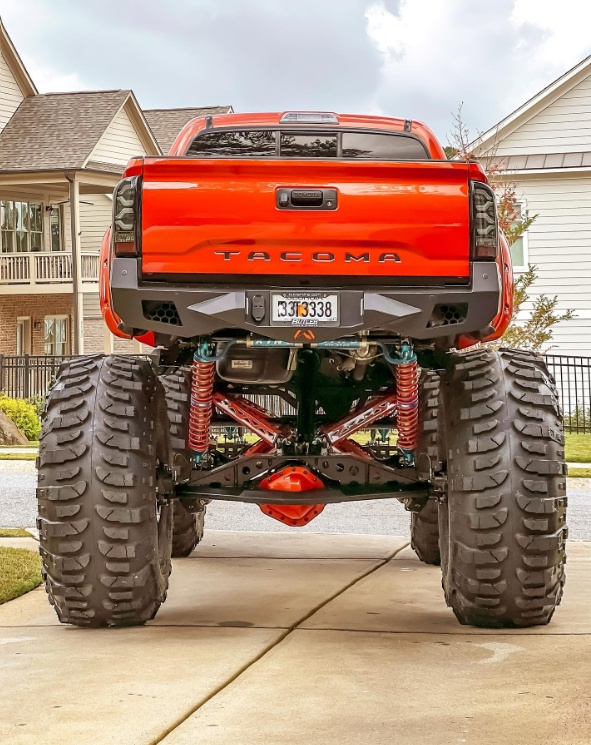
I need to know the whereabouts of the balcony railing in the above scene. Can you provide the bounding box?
[0,252,99,285]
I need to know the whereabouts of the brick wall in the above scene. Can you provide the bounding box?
[0,294,151,355]
[0,294,73,354]
[83,318,107,354]
[113,336,137,354]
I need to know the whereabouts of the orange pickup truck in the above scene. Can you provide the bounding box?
[38,111,566,632]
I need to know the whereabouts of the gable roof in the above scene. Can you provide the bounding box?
[0,89,159,172]
[472,54,591,155]
[144,105,233,153]
[0,18,37,97]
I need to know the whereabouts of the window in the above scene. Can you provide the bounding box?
[16,317,31,355]
[50,208,62,252]
[509,201,529,271]
[280,132,338,158]
[341,132,429,160]
[1,200,44,253]
[44,316,70,355]
[187,130,276,157]
[186,129,431,160]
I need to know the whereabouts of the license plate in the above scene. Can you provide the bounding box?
[271,293,338,324]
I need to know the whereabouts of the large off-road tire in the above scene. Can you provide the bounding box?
[160,367,206,558]
[411,370,443,565]
[172,502,205,557]
[37,355,173,627]
[438,348,567,628]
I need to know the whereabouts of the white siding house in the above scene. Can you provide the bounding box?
[472,56,591,354]
[90,104,152,166]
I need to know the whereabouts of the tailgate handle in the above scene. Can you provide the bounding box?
[276,188,338,211]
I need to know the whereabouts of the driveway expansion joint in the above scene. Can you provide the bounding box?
[148,541,410,745]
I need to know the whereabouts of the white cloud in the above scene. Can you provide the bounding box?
[27,64,88,95]
[511,0,591,70]
[365,0,591,140]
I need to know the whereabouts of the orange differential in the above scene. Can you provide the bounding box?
[259,466,326,527]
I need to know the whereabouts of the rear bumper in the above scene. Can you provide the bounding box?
[110,259,500,344]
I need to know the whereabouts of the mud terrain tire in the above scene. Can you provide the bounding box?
[411,370,443,565]
[438,348,567,628]
[37,355,173,627]
[160,367,206,558]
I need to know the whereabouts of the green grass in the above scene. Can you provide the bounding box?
[564,433,591,463]
[0,547,42,604]
[0,442,39,448]
[0,528,31,538]
[567,467,591,478]
[0,453,37,461]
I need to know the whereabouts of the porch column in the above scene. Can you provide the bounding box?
[67,173,84,355]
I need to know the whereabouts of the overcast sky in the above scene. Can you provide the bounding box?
[3,0,591,141]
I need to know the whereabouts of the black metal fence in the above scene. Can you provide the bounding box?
[545,355,591,434]
[0,355,71,400]
[2,353,591,434]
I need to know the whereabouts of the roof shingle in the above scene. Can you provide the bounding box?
[144,106,232,154]
[0,90,130,171]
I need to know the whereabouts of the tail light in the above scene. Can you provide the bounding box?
[470,181,498,260]
[113,176,140,257]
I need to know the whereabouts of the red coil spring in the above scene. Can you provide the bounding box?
[395,359,419,451]
[188,357,216,454]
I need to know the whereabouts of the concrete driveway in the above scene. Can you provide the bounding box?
[1,530,590,745]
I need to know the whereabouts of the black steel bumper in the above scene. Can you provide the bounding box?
[111,259,500,344]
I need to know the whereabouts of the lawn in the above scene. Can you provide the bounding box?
[0,453,37,461]
[0,547,42,604]
[564,433,591,463]
[0,528,31,538]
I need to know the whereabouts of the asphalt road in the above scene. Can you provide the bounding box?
[3,462,591,540]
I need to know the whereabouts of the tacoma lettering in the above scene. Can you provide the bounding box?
[213,250,402,264]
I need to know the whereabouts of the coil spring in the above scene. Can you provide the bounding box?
[188,357,216,454]
[395,359,419,452]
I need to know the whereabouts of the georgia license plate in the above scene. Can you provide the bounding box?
[271,293,339,324]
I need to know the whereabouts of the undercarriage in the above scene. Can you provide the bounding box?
[172,336,432,527]
[36,342,568,630]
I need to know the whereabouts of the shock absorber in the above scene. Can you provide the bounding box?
[188,345,216,460]
[392,342,419,464]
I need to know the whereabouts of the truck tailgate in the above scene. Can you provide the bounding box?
[140,158,472,280]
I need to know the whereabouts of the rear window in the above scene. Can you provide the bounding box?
[279,132,338,158]
[187,130,276,157]
[186,129,430,160]
[341,132,427,160]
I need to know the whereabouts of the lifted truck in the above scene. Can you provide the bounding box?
[37,111,567,629]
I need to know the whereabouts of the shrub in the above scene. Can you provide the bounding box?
[25,394,46,419]
[0,395,41,441]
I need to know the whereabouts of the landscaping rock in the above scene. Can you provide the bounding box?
[0,411,29,445]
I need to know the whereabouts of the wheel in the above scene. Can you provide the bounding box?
[411,500,440,565]
[411,370,443,565]
[160,367,206,558]
[37,355,173,628]
[438,348,567,628]
[172,501,205,557]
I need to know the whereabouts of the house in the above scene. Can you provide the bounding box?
[0,18,232,356]
[471,55,591,354]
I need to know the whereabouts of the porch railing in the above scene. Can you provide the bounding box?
[2,354,591,434]
[0,252,99,285]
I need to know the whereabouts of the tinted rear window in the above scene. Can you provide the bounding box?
[279,132,338,158]
[186,129,429,159]
[187,130,276,157]
[341,132,428,160]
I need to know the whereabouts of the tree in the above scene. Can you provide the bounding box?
[448,104,575,352]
